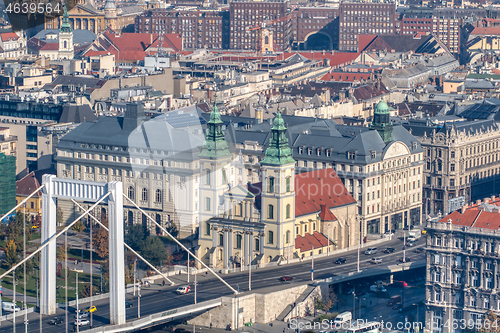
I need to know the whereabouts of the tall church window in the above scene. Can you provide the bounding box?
[268,177,275,193]
[286,177,291,192]
[268,204,274,219]
[236,234,242,249]
[205,169,211,185]
[286,204,291,219]
[268,230,274,244]
[286,230,290,244]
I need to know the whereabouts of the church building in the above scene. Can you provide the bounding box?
[197,102,359,269]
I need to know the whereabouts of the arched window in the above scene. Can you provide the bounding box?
[255,238,260,251]
[205,169,211,185]
[142,188,148,201]
[268,177,275,193]
[222,169,227,184]
[155,189,162,203]
[128,186,135,200]
[265,36,269,44]
[268,204,274,219]
[236,234,242,249]
[286,204,291,219]
[63,40,67,49]
[286,177,291,192]
[268,230,274,244]
[286,230,290,244]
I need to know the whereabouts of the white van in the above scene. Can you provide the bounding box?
[2,302,20,312]
[334,311,352,324]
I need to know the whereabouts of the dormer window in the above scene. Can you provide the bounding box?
[307,148,312,155]
[371,151,376,159]
[347,151,356,160]
[298,147,303,154]
[326,150,331,157]
[316,148,321,156]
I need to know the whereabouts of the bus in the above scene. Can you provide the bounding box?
[346,321,381,333]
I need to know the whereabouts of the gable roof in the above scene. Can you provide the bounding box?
[1,32,19,42]
[362,34,428,53]
[294,169,356,217]
[295,231,330,252]
[319,204,337,222]
[16,172,42,197]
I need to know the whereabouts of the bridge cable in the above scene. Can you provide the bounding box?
[70,200,175,286]
[123,194,238,295]
[0,192,110,281]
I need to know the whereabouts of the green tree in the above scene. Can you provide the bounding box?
[166,223,179,238]
[92,226,108,259]
[5,239,17,267]
[72,220,86,233]
[126,224,149,251]
[141,236,167,266]
[479,310,500,333]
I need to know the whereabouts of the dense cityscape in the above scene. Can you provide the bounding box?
[0,0,499,332]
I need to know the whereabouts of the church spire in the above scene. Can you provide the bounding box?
[261,110,295,166]
[199,95,231,159]
[60,5,72,33]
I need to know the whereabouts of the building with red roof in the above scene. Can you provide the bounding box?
[0,32,26,59]
[427,195,500,327]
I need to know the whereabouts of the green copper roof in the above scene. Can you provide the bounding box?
[261,112,295,166]
[199,98,231,159]
[374,101,390,114]
[60,5,72,33]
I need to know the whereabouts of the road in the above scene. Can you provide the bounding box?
[0,237,425,333]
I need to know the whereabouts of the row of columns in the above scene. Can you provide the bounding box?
[212,227,264,269]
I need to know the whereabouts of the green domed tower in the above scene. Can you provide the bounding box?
[370,101,393,144]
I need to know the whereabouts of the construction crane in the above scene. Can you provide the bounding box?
[245,14,291,55]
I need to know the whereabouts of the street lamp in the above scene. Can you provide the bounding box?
[308,242,314,281]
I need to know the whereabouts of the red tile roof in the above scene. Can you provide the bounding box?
[295,169,356,217]
[295,231,330,252]
[471,27,500,35]
[358,35,377,52]
[1,32,19,42]
[16,172,42,197]
[40,43,59,51]
[438,210,479,227]
[319,204,337,222]
[283,52,360,69]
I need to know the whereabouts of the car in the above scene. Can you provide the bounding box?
[176,285,191,294]
[49,317,63,325]
[335,258,347,264]
[75,311,89,319]
[125,301,133,308]
[384,247,395,254]
[414,248,423,253]
[392,303,403,310]
[175,328,188,333]
[280,276,293,281]
[84,305,96,313]
[364,247,377,255]
[399,257,411,263]
[31,225,39,229]
[371,258,382,264]
[406,241,415,247]
[74,319,90,326]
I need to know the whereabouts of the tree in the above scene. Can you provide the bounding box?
[80,283,98,298]
[72,220,86,233]
[5,239,18,267]
[479,310,500,333]
[141,236,167,266]
[56,207,64,226]
[56,244,66,262]
[126,224,148,251]
[92,226,108,259]
[166,223,179,238]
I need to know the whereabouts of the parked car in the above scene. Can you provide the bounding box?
[414,248,423,253]
[280,276,293,281]
[125,301,133,308]
[406,241,415,247]
[365,247,378,255]
[176,285,191,294]
[49,317,63,325]
[175,328,188,333]
[371,257,382,264]
[399,257,411,263]
[384,247,395,254]
[74,319,90,326]
[335,258,347,264]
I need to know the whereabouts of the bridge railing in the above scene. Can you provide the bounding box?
[82,298,222,333]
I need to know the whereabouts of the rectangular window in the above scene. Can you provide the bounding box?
[205,197,211,211]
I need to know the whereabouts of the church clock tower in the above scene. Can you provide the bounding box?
[58,6,74,60]
[260,111,295,263]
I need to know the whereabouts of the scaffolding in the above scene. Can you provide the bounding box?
[0,152,16,215]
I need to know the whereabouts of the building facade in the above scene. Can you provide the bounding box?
[135,9,229,50]
[338,2,396,52]
[229,0,292,51]
[425,200,500,333]
[404,118,500,217]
